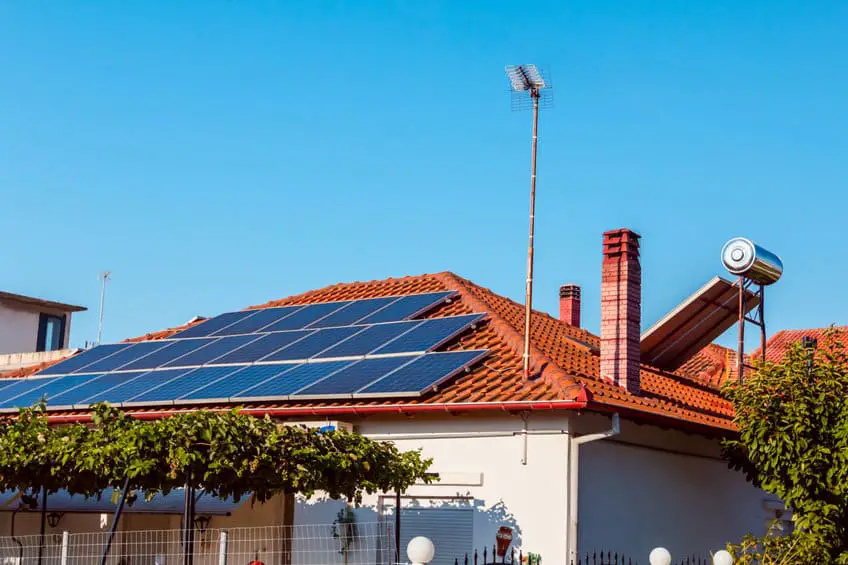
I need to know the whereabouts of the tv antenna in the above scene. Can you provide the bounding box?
[97,271,112,345]
[505,64,552,381]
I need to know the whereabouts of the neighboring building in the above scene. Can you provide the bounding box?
[0,229,793,564]
[0,292,86,373]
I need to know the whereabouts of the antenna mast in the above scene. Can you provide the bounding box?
[97,271,112,345]
[506,64,552,381]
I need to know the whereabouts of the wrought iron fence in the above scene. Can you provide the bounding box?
[0,522,396,565]
[453,547,711,565]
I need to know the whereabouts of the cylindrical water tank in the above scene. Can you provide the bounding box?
[721,237,783,285]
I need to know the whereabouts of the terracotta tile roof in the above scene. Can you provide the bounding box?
[4,272,737,432]
[756,326,848,362]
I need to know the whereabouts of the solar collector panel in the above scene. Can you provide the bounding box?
[313,321,421,359]
[357,350,488,396]
[179,364,297,401]
[37,343,133,376]
[0,374,104,409]
[75,341,174,374]
[170,310,258,339]
[259,326,364,362]
[49,372,147,407]
[234,362,352,399]
[212,330,314,365]
[291,356,415,397]
[82,369,193,405]
[126,366,244,404]
[307,297,398,328]
[372,314,484,355]
[260,302,350,332]
[210,306,304,337]
[119,338,216,371]
[0,378,60,408]
[162,334,262,368]
[356,292,455,324]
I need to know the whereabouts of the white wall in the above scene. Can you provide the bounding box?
[295,412,572,565]
[0,302,41,355]
[576,414,768,560]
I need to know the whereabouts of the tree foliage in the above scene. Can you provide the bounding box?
[0,403,433,505]
[722,329,848,564]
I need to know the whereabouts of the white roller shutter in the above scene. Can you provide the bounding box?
[399,507,473,565]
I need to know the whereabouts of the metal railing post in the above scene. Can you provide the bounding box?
[218,530,228,565]
[60,531,70,565]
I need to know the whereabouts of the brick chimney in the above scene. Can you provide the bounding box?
[559,284,581,327]
[600,228,641,394]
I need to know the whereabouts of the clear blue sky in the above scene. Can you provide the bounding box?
[1,1,846,349]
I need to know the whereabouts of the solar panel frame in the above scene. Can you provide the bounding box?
[371,314,485,355]
[177,364,300,403]
[51,372,148,408]
[161,334,263,368]
[306,297,399,329]
[80,368,194,406]
[168,310,260,339]
[72,341,175,374]
[257,326,366,362]
[290,356,417,399]
[355,291,456,324]
[118,338,217,372]
[0,377,60,409]
[354,350,489,398]
[37,343,134,376]
[0,374,105,410]
[210,330,315,365]
[234,361,353,401]
[259,302,351,332]
[312,320,423,359]
[209,306,305,337]
[123,366,246,406]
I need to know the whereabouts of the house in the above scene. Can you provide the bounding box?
[0,228,780,565]
[0,291,86,373]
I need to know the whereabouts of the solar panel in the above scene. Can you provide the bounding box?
[179,364,297,401]
[234,362,352,399]
[210,306,303,337]
[0,378,24,393]
[0,377,59,408]
[260,302,350,332]
[74,341,174,374]
[291,356,415,398]
[307,297,398,328]
[259,326,365,362]
[37,343,133,376]
[125,366,244,404]
[170,310,258,339]
[356,292,455,324]
[48,372,147,407]
[211,330,314,365]
[372,314,484,355]
[314,321,422,359]
[356,350,488,397]
[162,334,262,368]
[0,374,104,409]
[82,369,193,405]
[119,338,216,371]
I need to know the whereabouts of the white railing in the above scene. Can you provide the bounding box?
[0,523,396,565]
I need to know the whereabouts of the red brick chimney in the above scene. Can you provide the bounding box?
[600,228,641,394]
[559,284,581,328]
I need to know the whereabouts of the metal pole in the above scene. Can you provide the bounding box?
[759,285,766,363]
[100,477,131,565]
[737,278,746,383]
[218,530,229,565]
[61,531,70,565]
[522,90,540,381]
[97,272,111,345]
[38,489,47,565]
[395,489,402,565]
[183,482,192,565]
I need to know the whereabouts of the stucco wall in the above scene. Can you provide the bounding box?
[295,412,572,565]
[0,299,74,354]
[576,414,768,560]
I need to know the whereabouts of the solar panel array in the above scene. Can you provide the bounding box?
[5,292,489,411]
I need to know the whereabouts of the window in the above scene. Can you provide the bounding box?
[37,314,66,352]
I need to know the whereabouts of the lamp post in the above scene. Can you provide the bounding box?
[649,547,671,565]
[407,536,435,565]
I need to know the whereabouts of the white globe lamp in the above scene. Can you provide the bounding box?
[649,547,672,565]
[407,536,435,565]
[713,550,733,565]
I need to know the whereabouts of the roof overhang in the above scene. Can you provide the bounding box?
[641,276,758,371]
[0,292,87,313]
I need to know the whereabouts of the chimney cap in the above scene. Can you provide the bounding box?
[559,284,581,298]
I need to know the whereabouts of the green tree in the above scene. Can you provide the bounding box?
[722,330,848,564]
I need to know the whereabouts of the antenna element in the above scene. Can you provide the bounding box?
[97,271,112,345]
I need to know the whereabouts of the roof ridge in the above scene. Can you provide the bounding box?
[433,272,586,401]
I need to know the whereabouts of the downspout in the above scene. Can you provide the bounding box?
[567,413,620,564]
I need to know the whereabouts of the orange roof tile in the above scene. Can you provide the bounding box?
[756,326,848,362]
[5,272,738,433]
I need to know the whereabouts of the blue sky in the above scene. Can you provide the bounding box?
[1,1,846,349]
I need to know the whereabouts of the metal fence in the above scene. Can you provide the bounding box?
[454,548,711,565]
[0,523,396,565]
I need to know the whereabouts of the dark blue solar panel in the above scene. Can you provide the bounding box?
[75,341,174,374]
[119,339,216,371]
[162,335,261,367]
[170,310,258,339]
[211,331,313,365]
[37,344,133,376]
[126,366,244,404]
[179,365,297,401]
[260,302,350,332]
[0,374,103,409]
[211,306,303,337]
[372,314,484,355]
[235,361,351,399]
[357,292,454,324]
[0,378,59,408]
[83,369,192,404]
[357,350,488,396]
[0,379,24,393]
[292,357,414,397]
[260,326,365,361]
[48,372,147,406]
[314,321,421,358]
[308,297,398,328]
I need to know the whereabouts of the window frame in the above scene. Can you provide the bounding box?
[36,313,67,352]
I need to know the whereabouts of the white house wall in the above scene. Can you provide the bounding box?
[575,414,768,560]
[0,301,42,354]
[295,412,572,565]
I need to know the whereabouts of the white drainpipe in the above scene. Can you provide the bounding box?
[567,413,620,563]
